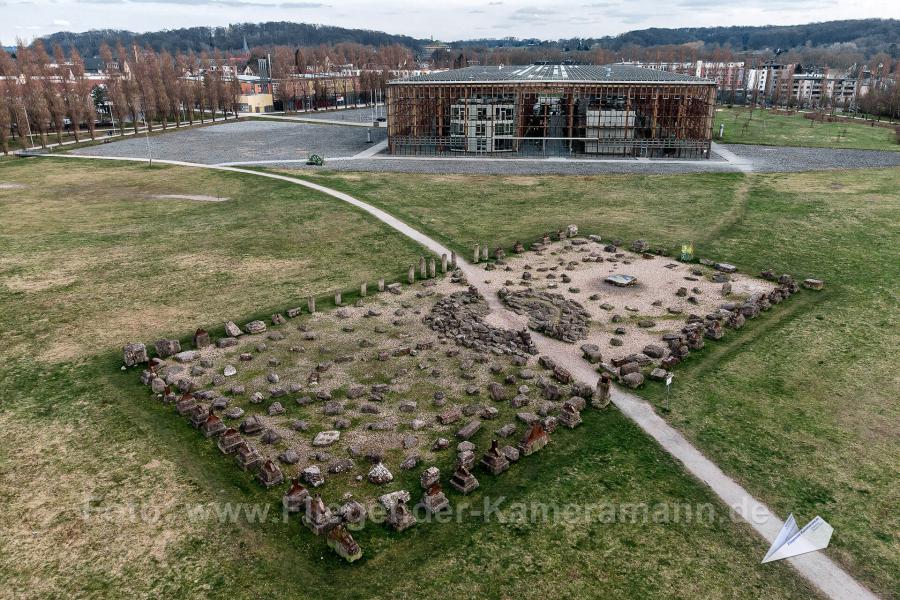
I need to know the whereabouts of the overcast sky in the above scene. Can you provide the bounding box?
[3,0,898,46]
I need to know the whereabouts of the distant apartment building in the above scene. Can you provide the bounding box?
[746,62,793,99]
[791,73,824,105]
[694,60,746,90]
[619,60,744,88]
[746,62,866,108]
[825,76,858,104]
[236,74,274,113]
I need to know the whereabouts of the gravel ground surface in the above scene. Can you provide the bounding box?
[71,118,900,174]
[289,106,385,124]
[72,119,385,164]
[272,144,900,175]
[470,238,774,363]
[719,144,900,171]
[290,158,739,175]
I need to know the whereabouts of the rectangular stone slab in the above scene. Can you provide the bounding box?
[456,420,481,440]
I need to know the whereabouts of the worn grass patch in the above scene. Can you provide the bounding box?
[290,166,900,597]
[714,107,900,151]
[0,158,424,362]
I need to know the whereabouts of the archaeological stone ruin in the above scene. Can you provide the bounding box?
[123,223,809,563]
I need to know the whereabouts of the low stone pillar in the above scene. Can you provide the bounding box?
[307,296,316,314]
[419,256,427,278]
[378,278,385,292]
[360,282,367,297]
[481,245,489,262]
[441,254,448,273]
[429,257,436,278]
[408,265,415,284]
[335,291,342,306]
[451,251,457,268]
[474,244,480,263]
[193,328,210,348]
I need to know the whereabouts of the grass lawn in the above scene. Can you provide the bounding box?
[714,106,899,151]
[292,167,900,597]
[0,157,819,599]
[0,158,428,361]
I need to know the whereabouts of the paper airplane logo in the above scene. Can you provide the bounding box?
[762,514,834,563]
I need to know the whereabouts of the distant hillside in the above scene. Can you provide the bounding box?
[38,22,425,56]
[34,18,899,58]
[604,19,899,54]
[458,20,899,57]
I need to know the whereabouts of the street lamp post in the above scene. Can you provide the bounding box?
[21,105,36,150]
[139,103,152,166]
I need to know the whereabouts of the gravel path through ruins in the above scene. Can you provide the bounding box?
[36,152,878,600]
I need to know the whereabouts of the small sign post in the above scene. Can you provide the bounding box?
[664,373,673,412]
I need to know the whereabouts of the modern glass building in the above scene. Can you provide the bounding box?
[386,64,717,158]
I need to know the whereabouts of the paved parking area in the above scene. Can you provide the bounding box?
[72,119,385,164]
[295,106,385,124]
[71,117,900,174]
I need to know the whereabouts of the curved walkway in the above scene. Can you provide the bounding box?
[32,152,877,600]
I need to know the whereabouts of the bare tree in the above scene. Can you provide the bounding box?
[227,71,241,117]
[0,48,18,153]
[70,48,96,140]
[132,45,158,131]
[159,51,181,127]
[116,44,141,133]
[271,45,295,112]
[176,52,196,125]
[33,42,67,144]
[199,52,213,122]
[17,41,51,147]
[145,49,168,129]
[0,78,11,153]
[100,44,128,135]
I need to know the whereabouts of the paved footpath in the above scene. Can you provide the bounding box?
[33,152,879,600]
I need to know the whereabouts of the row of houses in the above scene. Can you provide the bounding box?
[619,59,892,109]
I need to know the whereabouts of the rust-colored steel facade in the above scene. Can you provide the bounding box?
[387,65,717,159]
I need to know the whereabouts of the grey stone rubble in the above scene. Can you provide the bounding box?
[424,284,538,357]
[123,342,148,367]
[498,288,591,343]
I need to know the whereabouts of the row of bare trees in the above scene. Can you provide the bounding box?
[266,44,392,113]
[0,42,97,152]
[0,40,242,153]
[0,37,407,152]
[98,43,241,137]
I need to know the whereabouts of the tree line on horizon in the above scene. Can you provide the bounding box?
[33,18,899,62]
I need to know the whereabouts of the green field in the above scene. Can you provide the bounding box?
[714,106,900,151]
[292,167,900,597]
[0,157,822,599]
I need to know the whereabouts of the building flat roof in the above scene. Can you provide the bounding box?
[391,64,715,85]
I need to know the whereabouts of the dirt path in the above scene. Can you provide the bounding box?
[33,153,878,600]
[699,172,755,245]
